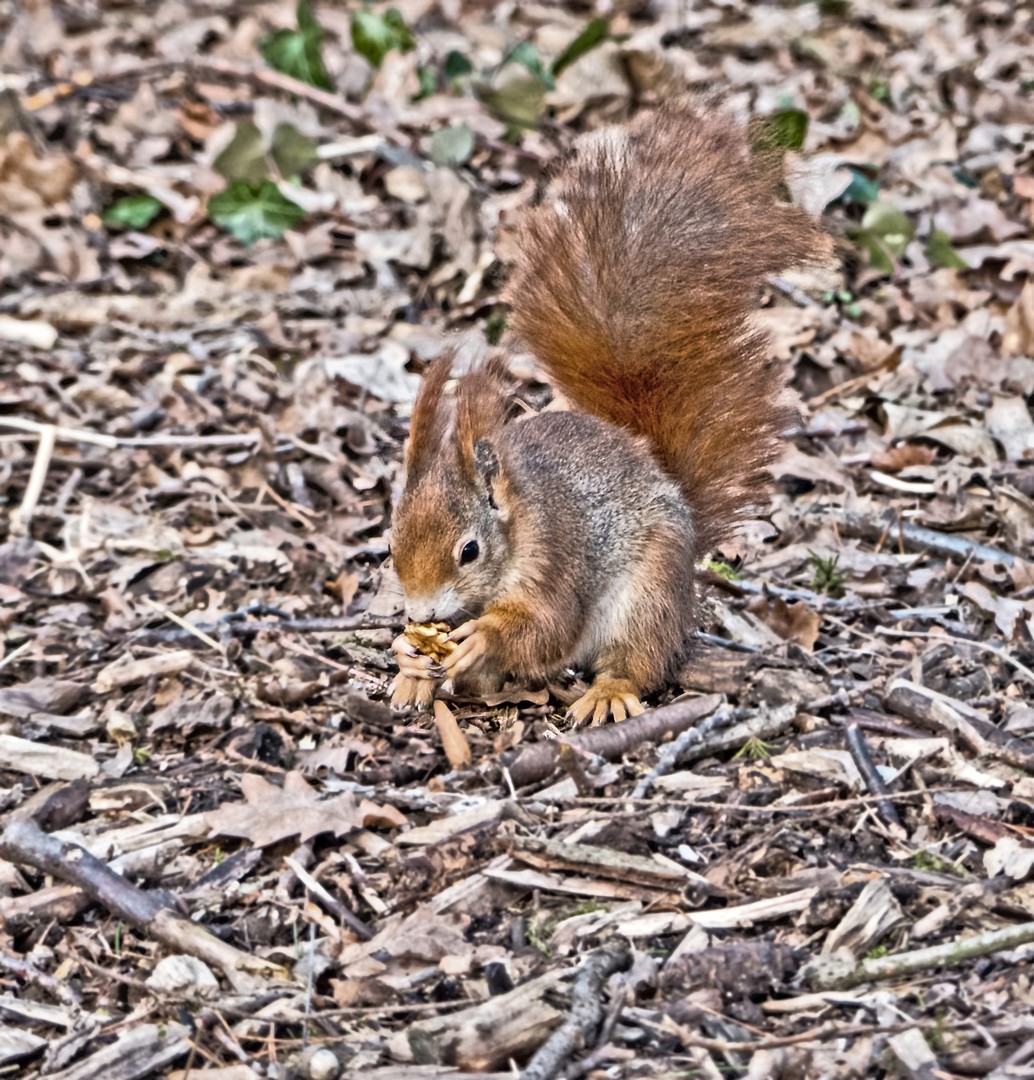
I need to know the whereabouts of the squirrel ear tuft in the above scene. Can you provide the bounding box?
[405,355,452,480]
[455,355,512,481]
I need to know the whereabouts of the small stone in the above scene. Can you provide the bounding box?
[304,1047,341,1080]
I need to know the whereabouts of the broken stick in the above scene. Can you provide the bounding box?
[0,816,287,991]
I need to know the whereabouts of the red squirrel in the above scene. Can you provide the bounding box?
[388,103,830,723]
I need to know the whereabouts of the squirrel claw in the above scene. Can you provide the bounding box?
[389,673,437,711]
[443,620,491,679]
[392,633,443,680]
[568,680,645,725]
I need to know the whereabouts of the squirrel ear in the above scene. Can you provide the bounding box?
[405,355,452,480]
[455,355,512,481]
[473,438,499,485]
[473,438,511,521]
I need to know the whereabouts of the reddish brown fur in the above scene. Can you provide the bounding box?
[505,102,831,558]
[454,354,512,482]
[405,354,452,481]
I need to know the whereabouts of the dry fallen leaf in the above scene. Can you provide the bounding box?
[433,699,472,768]
[205,771,406,848]
[747,595,822,650]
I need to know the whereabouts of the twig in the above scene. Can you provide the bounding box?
[839,510,1023,569]
[0,640,33,671]
[0,816,287,989]
[0,416,260,451]
[876,626,1034,688]
[670,1019,950,1054]
[502,694,723,788]
[694,631,760,653]
[884,679,1034,773]
[844,723,903,829]
[632,705,739,798]
[803,918,1034,990]
[735,579,860,610]
[634,703,798,799]
[520,941,632,1080]
[563,990,627,1079]
[142,597,224,653]
[220,614,400,636]
[10,422,56,535]
[284,855,373,941]
[193,59,404,139]
[136,614,401,645]
[0,416,117,448]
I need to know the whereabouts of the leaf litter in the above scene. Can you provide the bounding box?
[0,0,1032,1077]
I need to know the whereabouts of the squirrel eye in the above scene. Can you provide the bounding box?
[459,539,480,566]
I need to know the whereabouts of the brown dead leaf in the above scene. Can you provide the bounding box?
[0,131,76,208]
[433,699,472,768]
[870,443,938,473]
[204,770,406,847]
[958,581,1033,641]
[1003,281,1034,358]
[746,596,822,650]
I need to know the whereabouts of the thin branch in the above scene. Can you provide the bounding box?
[10,422,57,535]
[0,816,286,989]
[803,919,1034,990]
[839,509,1023,569]
[502,694,724,788]
[0,416,261,451]
[844,722,903,830]
[520,941,632,1080]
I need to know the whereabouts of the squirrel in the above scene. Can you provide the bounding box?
[388,102,830,723]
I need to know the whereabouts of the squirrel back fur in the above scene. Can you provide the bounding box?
[505,102,829,557]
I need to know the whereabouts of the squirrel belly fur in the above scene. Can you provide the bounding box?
[390,102,831,723]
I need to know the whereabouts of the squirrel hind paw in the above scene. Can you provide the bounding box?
[390,673,437,711]
[568,679,645,725]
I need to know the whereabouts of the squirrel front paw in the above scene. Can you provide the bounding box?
[443,619,494,681]
[568,677,645,725]
[390,632,444,710]
[390,673,437,710]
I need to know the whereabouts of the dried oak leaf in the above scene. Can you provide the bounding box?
[205,771,405,848]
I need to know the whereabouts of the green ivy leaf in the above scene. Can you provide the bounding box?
[552,18,609,78]
[429,123,474,167]
[351,8,415,69]
[102,194,163,230]
[270,122,318,179]
[413,66,437,101]
[213,121,268,183]
[296,0,322,40]
[927,228,968,270]
[838,165,881,206]
[509,41,553,89]
[444,49,474,81]
[261,0,332,90]
[476,67,548,127]
[208,179,305,245]
[848,199,915,273]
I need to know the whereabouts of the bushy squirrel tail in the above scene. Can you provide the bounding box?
[505,102,830,556]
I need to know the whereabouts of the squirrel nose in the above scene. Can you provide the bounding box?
[405,600,436,623]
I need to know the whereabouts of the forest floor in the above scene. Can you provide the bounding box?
[1,1,1033,1078]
